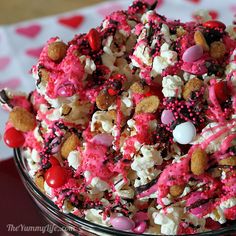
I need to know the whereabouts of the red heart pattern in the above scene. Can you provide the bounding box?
[15,24,41,38]
[26,46,44,58]
[229,5,236,13]
[186,0,201,3]
[97,3,124,17]
[0,57,11,70]
[58,15,84,29]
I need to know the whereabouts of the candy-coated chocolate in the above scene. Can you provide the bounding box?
[133,221,147,234]
[87,28,101,51]
[182,45,203,63]
[161,109,175,125]
[203,20,226,30]
[173,121,196,144]
[45,166,68,188]
[4,127,25,148]
[110,216,135,231]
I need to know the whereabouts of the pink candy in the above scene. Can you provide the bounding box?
[91,133,114,147]
[132,211,149,223]
[182,45,203,63]
[133,221,147,234]
[56,82,76,97]
[161,109,174,125]
[110,216,135,231]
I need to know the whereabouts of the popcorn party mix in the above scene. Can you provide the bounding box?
[1,0,236,235]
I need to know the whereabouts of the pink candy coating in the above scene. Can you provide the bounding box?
[91,133,114,147]
[56,83,76,97]
[132,211,149,223]
[110,216,135,231]
[182,45,203,63]
[133,221,147,234]
[161,109,174,125]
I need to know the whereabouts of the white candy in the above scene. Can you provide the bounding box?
[173,121,196,144]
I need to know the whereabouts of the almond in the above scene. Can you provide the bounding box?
[135,95,160,114]
[210,41,226,59]
[182,78,203,100]
[9,107,36,132]
[60,133,80,159]
[48,41,68,62]
[191,147,208,175]
[96,89,116,110]
[194,30,209,51]
[169,184,185,197]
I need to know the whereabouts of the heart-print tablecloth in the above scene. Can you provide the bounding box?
[0,0,235,160]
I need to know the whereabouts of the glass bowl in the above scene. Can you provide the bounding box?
[13,148,236,236]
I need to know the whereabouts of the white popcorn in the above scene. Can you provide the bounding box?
[44,181,53,197]
[79,56,96,74]
[162,75,184,98]
[120,91,133,117]
[46,108,61,121]
[152,207,183,235]
[31,149,40,163]
[151,43,178,76]
[192,121,236,154]
[85,209,110,226]
[116,188,135,199]
[101,53,117,72]
[131,41,152,67]
[131,145,163,172]
[33,126,43,142]
[68,150,81,169]
[91,111,114,133]
[161,24,171,44]
[206,198,236,224]
[91,177,110,193]
[132,145,162,188]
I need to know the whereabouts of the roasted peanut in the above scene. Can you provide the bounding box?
[170,184,185,197]
[9,107,36,132]
[182,78,203,100]
[96,89,116,110]
[135,95,160,114]
[210,41,226,59]
[191,147,208,175]
[48,41,68,62]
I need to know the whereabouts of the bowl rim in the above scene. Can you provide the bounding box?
[13,148,236,236]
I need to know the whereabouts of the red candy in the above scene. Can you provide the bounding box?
[49,156,60,167]
[203,20,226,30]
[224,205,236,220]
[4,127,25,148]
[214,81,230,103]
[45,166,68,188]
[87,28,101,51]
[108,88,118,96]
[205,218,221,230]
